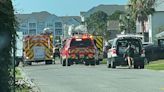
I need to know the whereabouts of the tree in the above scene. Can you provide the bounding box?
[86,11,108,37]
[108,10,125,20]
[119,14,136,33]
[0,0,17,91]
[129,0,156,41]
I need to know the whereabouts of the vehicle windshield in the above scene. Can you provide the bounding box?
[116,38,141,55]
[70,39,93,47]
[158,39,164,47]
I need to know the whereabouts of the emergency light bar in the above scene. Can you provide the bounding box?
[73,33,93,39]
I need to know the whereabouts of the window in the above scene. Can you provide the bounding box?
[47,23,53,27]
[23,31,27,35]
[70,39,93,47]
[29,29,36,35]
[55,29,62,35]
[38,22,45,28]
[21,23,27,27]
[55,22,62,28]
[29,23,36,29]
[117,38,141,55]
[159,39,164,47]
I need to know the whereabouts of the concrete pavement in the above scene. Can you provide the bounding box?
[23,63,164,92]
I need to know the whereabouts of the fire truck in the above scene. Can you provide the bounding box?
[60,33,99,66]
[23,34,53,65]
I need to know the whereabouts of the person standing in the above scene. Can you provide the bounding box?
[125,42,135,69]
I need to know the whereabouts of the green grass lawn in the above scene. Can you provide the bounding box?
[101,59,107,64]
[146,59,164,70]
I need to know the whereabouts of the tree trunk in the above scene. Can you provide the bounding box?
[141,21,145,42]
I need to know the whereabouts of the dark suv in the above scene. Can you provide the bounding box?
[107,34,146,69]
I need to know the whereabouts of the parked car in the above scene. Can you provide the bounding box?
[107,34,146,69]
[143,39,164,62]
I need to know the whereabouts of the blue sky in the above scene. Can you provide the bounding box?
[13,0,128,16]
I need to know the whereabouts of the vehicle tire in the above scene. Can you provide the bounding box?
[111,58,116,68]
[75,61,79,64]
[140,64,144,69]
[45,60,52,65]
[90,60,95,66]
[67,59,71,66]
[107,58,111,68]
[85,61,89,66]
[134,65,138,69]
[96,60,100,65]
[107,64,111,68]
[62,59,66,66]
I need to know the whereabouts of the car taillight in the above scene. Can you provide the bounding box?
[112,49,116,54]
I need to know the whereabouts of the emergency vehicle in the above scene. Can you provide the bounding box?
[23,34,53,65]
[60,33,99,66]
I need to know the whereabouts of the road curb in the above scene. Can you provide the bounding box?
[17,67,41,92]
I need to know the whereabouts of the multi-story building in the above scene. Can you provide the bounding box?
[16,11,63,43]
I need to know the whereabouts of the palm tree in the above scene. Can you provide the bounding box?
[129,0,156,41]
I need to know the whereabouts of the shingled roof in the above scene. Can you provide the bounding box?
[59,16,81,25]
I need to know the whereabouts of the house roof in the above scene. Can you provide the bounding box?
[107,20,120,30]
[59,16,81,25]
[81,4,126,17]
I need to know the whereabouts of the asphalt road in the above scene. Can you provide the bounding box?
[23,62,164,92]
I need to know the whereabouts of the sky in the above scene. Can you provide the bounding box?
[13,0,128,16]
